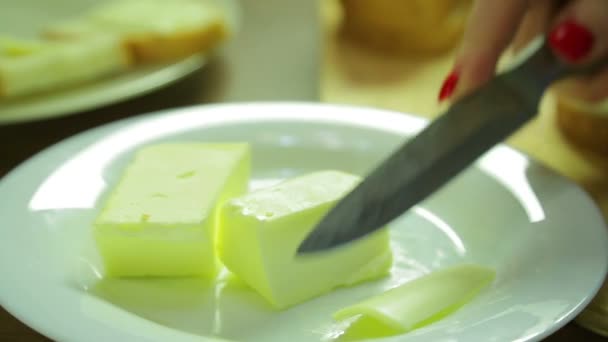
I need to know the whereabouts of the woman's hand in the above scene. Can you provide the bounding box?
[437,0,608,103]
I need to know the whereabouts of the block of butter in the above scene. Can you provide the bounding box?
[94,143,250,278]
[333,264,495,339]
[218,170,393,309]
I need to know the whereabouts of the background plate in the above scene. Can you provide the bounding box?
[0,0,240,124]
[0,103,607,341]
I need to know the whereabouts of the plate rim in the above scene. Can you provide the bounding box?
[0,56,208,125]
[1,101,607,342]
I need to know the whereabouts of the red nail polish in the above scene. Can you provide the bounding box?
[549,19,594,62]
[438,71,459,102]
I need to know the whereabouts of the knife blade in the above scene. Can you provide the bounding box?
[297,37,608,254]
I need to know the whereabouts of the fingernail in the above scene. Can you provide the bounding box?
[549,19,594,62]
[438,70,459,102]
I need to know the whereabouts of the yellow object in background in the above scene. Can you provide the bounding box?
[0,35,131,99]
[339,0,471,54]
[0,36,44,57]
[44,0,230,64]
[555,94,608,156]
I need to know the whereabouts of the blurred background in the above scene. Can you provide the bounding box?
[1,0,608,340]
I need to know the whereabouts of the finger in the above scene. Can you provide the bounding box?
[510,0,559,54]
[549,0,608,63]
[438,0,529,102]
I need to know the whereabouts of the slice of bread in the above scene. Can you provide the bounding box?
[44,0,230,64]
[339,0,471,54]
[0,35,131,99]
[556,94,608,155]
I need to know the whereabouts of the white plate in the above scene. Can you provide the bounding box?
[1,103,607,342]
[0,0,240,124]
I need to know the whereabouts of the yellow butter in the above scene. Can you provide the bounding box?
[94,143,250,278]
[334,264,495,339]
[218,170,393,309]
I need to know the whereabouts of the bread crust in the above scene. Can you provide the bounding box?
[44,20,228,65]
[556,97,608,154]
[339,0,469,54]
[127,21,228,63]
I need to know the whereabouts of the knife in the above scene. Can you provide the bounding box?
[297,36,608,254]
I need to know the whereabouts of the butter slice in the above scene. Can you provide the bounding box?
[94,143,250,278]
[218,170,393,309]
[333,264,496,339]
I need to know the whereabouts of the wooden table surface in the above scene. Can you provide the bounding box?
[2,1,608,340]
